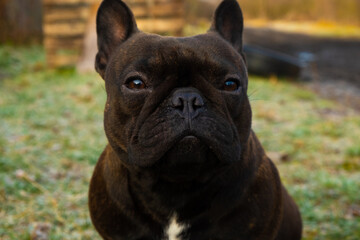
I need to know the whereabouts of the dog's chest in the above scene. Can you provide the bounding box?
[164,214,188,240]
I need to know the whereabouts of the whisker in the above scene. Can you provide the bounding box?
[248,88,267,102]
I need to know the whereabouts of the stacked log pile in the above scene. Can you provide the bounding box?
[127,0,185,35]
[43,0,95,67]
[43,0,185,68]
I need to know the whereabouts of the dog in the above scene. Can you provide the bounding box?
[89,0,302,239]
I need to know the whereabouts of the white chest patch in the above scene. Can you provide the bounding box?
[165,214,188,240]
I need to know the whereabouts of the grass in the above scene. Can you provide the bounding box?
[0,46,359,239]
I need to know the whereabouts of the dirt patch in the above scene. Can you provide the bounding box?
[244,27,360,111]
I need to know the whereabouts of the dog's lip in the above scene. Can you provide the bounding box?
[182,135,198,140]
[178,134,201,144]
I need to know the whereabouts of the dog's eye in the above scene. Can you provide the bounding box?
[126,78,146,90]
[223,79,239,91]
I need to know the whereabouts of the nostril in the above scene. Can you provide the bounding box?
[192,96,204,109]
[172,97,184,109]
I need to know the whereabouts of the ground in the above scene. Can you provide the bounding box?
[244,27,360,112]
[0,45,359,239]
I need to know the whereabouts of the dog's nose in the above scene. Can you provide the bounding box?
[171,89,204,119]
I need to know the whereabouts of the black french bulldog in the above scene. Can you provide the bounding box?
[89,0,302,239]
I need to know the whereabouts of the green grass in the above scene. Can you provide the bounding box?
[0,46,359,239]
[249,78,360,239]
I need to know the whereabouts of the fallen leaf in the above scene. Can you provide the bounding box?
[30,222,51,240]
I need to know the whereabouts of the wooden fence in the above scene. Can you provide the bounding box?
[0,0,43,44]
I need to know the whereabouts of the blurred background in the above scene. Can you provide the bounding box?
[0,0,359,239]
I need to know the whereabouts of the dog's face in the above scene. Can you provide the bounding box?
[95,0,251,177]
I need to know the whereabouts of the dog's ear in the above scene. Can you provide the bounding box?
[95,0,138,78]
[210,0,244,54]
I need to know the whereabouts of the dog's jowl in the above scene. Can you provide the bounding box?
[89,0,302,239]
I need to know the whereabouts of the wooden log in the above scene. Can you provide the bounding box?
[127,0,185,35]
[44,36,83,50]
[43,0,89,5]
[127,0,183,5]
[132,1,184,18]
[43,5,90,23]
[46,54,80,67]
[44,21,87,36]
[137,17,184,34]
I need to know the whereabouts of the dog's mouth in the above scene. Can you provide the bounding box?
[152,133,221,182]
[165,134,207,162]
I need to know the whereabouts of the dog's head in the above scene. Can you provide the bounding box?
[95,0,251,176]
